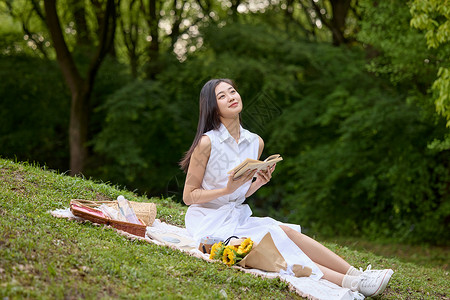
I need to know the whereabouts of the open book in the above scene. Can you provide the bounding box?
[228,154,283,179]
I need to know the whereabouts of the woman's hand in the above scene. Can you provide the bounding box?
[254,164,276,187]
[225,169,257,194]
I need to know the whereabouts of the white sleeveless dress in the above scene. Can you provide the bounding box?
[185,123,323,280]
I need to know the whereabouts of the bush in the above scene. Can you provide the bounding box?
[0,55,70,169]
[92,80,187,195]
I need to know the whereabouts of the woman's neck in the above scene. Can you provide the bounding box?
[221,117,240,142]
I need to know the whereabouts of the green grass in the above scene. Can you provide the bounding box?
[0,158,449,299]
[323,237,450,271]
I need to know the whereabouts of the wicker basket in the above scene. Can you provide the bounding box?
[70,199,157,237]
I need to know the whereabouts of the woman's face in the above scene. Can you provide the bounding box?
[215,81,242,119]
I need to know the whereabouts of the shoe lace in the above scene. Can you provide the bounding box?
[360,271,383,288]
[359,264,372,273]
[350,277,361,291]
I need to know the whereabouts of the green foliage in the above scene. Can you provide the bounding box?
[410,0,450,49]
[411,0,450,129]
[92,80,186,195]
[0,55,70,169]
[0,0,54,58]
[0,54,132,173]
[359,0,450,150]
[357,0,436,85]
[88,56,135,142]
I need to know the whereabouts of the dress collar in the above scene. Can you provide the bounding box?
[218,123,252,144]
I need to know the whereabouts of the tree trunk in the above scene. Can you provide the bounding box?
[70,0,91,46]
[330,0,351,46]
[147,0,160,79]
[121,0,140,78]
[310,0,352,46]
[44,0,85,174]
[45,0,117,175]
[69,86,89,175]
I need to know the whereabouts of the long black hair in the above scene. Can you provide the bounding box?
[179,78,239,172]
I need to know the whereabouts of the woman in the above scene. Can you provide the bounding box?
[180,78,393,297]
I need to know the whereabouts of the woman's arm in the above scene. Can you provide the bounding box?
[183,135,224,205]
[183,135,255,205]
[245,136,276,198]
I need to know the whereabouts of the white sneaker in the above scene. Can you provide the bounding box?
[352,268,394,297]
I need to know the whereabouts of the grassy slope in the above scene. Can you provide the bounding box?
[0,159,448,299]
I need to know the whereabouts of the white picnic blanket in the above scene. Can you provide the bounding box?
[51,208,364,300]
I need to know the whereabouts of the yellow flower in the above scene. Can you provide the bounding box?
[237,238,253,257]
[209,242,224,260]
[222,246,237,266]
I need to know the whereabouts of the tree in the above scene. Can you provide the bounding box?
[140,0,215,78]
[276,0,361,45]
[3,0,50,58]
[44,0,118,175]
[119,0,142,78]
[410,0,450,149]
[309,0,353,45]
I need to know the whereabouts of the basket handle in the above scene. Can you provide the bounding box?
[71,199,115,208]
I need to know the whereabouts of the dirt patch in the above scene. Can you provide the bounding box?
[1,167,39,197]
[0,230,12,248]
[0,168,25,182]
[95,193,112,201]
[13,172,25,183]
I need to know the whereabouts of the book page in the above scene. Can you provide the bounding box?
[228,158,259,174]
[264,154,281,162]
[231,155,283,179]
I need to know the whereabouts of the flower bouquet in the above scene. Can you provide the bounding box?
[209,233,312,277]
[209,237,254,266]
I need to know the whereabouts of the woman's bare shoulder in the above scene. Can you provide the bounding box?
[258,135,264,147]
[193,135,211,159]
[198,134,211,148]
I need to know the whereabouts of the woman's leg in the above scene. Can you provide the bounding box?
[315,263,345,286]
[280,225,351,275]
[280,226,394,296]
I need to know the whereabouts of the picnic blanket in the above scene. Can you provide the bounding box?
[50,208,364,300]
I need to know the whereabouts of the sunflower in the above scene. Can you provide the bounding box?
[209,242,225,260]
[222,246,238,266]
[237,238,253,257]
